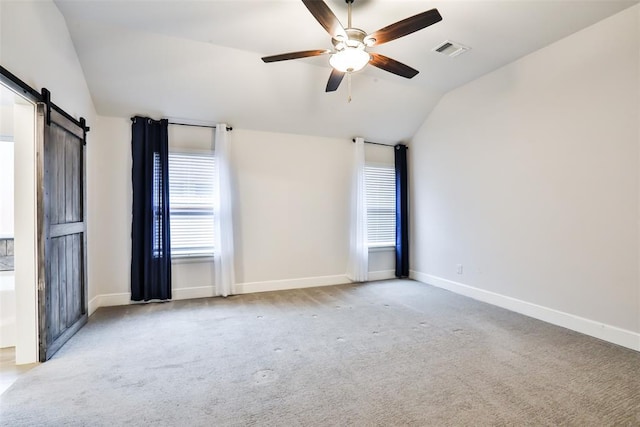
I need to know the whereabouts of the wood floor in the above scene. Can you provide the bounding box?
[0,347,36,395]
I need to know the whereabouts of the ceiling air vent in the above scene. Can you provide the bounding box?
[433,40,470,58]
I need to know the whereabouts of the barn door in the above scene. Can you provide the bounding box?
[37,104,88,361]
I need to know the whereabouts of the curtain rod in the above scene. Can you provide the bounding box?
[169,122,233,131]
[352,138,404,148]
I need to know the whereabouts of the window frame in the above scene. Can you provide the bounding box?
[168,148,216,261]
[364,162,396,249]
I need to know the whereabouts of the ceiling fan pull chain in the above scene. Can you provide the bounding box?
[348,72,352,103]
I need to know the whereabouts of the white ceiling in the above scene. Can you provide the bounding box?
[55,0,638,143]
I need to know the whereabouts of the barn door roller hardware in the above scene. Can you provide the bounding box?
[41,88,90,145]
[0,66,91,145]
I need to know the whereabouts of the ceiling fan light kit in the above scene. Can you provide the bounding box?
[329,49,369,73]
[329,48,369,73]
[261,0,443,100]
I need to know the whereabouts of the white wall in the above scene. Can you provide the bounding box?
[410,6,640,349]
[0,139,14,237]
[0,1,96,122]
[232,129,352,289]
[86,116,131,302]
[1,95,16,239]
[1,104,14,138]
[90,119,395,308]
[0,102,16,349]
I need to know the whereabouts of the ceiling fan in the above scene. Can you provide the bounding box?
[261,0,442,96]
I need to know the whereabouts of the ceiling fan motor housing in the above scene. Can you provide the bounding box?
[332,28,367,49]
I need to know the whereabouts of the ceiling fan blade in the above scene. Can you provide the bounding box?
[369,53,419,79]
[326,69,345,92]
[366,9,442,46]
[302,0,347,40]
[262,49,331,63]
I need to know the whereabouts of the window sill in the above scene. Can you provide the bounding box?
[171,255,214,264]
[368,245,395,253]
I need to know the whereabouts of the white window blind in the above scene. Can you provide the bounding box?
[168,152,215,257]
[365,165,396,247]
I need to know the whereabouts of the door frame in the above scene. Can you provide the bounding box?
[0,80,39,365]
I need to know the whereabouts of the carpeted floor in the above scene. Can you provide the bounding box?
[1,279,639,426]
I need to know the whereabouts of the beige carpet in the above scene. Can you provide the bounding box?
[1,279,639,426]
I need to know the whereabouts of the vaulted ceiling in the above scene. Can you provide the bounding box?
[55,0,637,144]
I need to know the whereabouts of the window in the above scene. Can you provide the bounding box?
[365,164,396,248]
[152,152,164,257]
[168,151,215,257]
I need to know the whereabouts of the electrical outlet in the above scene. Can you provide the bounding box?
[456,264,463,274]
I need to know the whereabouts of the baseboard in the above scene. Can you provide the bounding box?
[97,292,131,308]
[234,274,350,294]
[89,286,217,312]
[88,272,394,314]
[89,275,352,313]
[88,295,100,316]
[0,320,16,348]
[368,270,396,281]
[410,271,640,352]
[172,286,215,300]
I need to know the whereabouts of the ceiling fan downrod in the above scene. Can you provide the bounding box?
[347,0,354,103]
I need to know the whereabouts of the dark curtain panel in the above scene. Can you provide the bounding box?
[131,116,172,301]
[395,144,409,278]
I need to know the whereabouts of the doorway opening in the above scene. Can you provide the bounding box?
[0,82,38,393]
